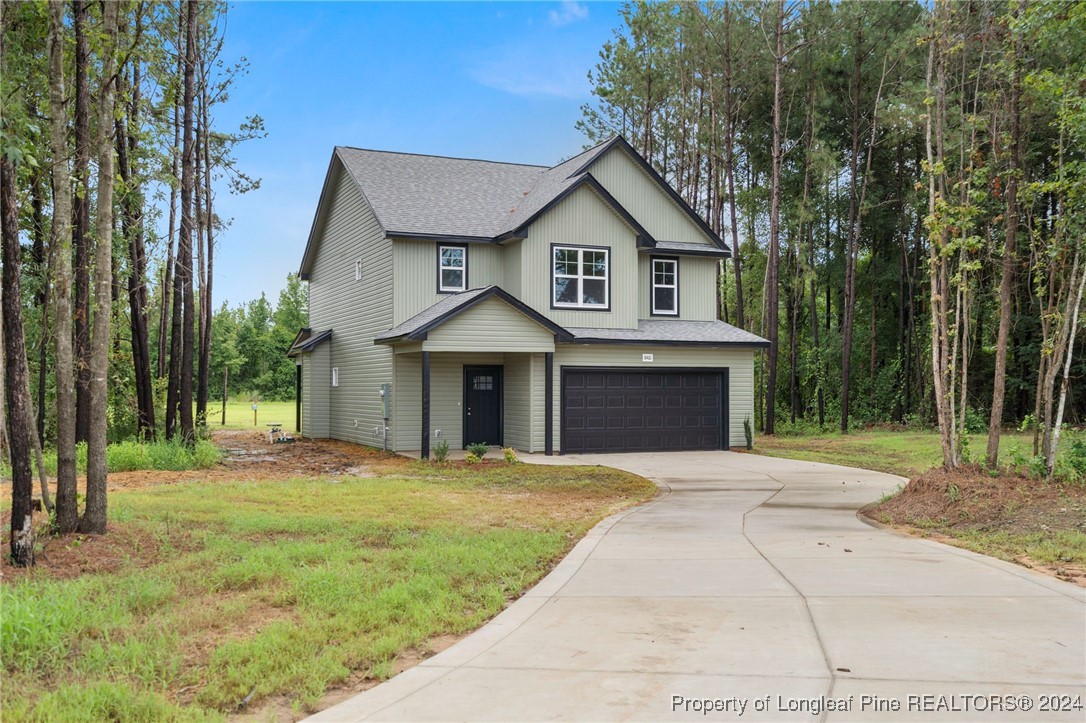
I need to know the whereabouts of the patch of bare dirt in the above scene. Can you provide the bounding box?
[863,464,1086,586]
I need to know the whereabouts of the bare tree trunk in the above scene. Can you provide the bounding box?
[723,3,744,330]
[986,11,1021,468]
[764,0,786,436]
[48,0,80,533]
[72,0,92,446]
[80,0,120,535]
[1047,256,1086,477]
[159,6,184,382]
[177,0,198,445]
[2,143,36,566]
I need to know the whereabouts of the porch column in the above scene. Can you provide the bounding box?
[544,352,554,455]
[421,351,430,459]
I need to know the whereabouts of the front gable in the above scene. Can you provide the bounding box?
[586,143,721,249]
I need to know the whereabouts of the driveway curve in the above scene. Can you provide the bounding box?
[310,452,1085,722]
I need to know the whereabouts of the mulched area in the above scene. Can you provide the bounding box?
[863,464,1086,586]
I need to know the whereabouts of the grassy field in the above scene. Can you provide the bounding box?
[754,429,1043,478]
[1,459,655,720]
[204,399,296,430]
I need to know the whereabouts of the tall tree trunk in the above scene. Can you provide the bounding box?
[158,7,184,381]
[80,0,120,535]
[723,3,744,330]
[177,0,198,444]
[118,63,156,439]
[72,0,92,445]
[47,0,79,533]
[2,143,36,567]
[986,7,1021,468]
[765,0,786,436]
[198,49,215,429]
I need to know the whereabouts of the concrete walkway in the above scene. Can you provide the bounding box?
[309,452,1086,722]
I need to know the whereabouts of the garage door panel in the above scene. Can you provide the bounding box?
[563,369,726,453]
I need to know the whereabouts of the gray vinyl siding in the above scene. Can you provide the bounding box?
[393,239,504,325]
[519,185,639,329]
[503,354,531,451]
[591,148,715,246]
[306,161,393,445]
[548,345,757,452]
[301,344,330,438]
[393,352,507,450]
[422,298,555,353]
[502,239,523,299]
[638,255,720,321]
[528,352,546,452]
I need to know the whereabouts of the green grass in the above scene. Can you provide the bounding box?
[754,429,1042,478]
[4,439,222,478]
[1,461,654,721]
[204,399,296,430]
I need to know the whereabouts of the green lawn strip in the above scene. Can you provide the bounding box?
[208,400,296,430]
[2,463,654,721]
[753,430,1040,478]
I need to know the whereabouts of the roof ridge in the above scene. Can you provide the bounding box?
[335,145,548,169]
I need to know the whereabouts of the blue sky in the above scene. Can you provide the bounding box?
[208,1,623,307]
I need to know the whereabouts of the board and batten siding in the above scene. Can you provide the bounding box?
[548,345,757,452]
[591,148,715,247]
[637,255,719,321]
[519,185,639,330]
[393,352,507,450]
[421,298,555,353]
[306,161,393,445]
[393,239,504,325]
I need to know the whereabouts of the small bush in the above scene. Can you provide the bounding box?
[431,440,450,463]
[743,416,753,450]
[463,452,481,465]
[963,407,988,435]
[502,447,519,464]
[466,442,490,458]
[1066,439,1086,476]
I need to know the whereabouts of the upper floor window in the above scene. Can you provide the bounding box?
[651,257,678,315]
[438,244,466,293]
[553,245,609,309]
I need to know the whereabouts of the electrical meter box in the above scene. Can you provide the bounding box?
[380,383,391,419]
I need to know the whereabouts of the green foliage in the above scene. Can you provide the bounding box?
[431,439,450,463]
[1066,439,1086,476]
[743,416,753,450]
[466,442,490,458]
[502,447,519,464]
[463,451,481,465]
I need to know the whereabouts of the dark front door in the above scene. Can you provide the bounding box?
[463,365,503,448]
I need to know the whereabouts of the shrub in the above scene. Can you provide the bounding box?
[963,407,988,435]
[466,442,490,458]
[743,416,753,450]
[463,451,481,465]
[1066,438,1086,476]
[502,447,519,464]
[432,440,450,463]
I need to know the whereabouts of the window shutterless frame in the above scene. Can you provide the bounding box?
[551,244,610,311]
[437,243,467,293]
[650,256,679,316]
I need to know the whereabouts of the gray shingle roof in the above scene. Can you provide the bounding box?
[375,287,493,341]
[648,240,728,257]
[336,139,617,240]
[565,320,769,346]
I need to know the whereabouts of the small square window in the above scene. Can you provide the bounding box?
[472,375,493,390]
[331,367,339,387]
[651,258,678,316]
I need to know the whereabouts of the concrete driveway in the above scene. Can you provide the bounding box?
[310,452,1086,722]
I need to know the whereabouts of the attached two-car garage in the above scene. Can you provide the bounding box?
[561,368,729,453]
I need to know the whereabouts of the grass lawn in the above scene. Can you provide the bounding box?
[1,455,655,721]
[204,399,296,430]
[753,429,1041,478]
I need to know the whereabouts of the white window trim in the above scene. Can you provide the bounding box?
[331,367,339,387]
[651,257,679,316]
[552,245,610,309]
[438,245,466,293]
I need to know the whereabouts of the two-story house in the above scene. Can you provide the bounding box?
[289,136,769,457]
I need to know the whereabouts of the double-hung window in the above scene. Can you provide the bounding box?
[553,246,609,309]
[438,245,466,292]
[651,257,678,315]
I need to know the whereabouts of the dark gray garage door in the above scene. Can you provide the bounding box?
[562,368,728,453]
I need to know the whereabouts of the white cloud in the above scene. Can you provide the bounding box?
[548,1,588,27]
[469,48,591,99]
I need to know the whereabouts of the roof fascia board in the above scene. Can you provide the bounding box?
[387,231,495,244]
[639,246,727,258]
[563,337,770,348]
